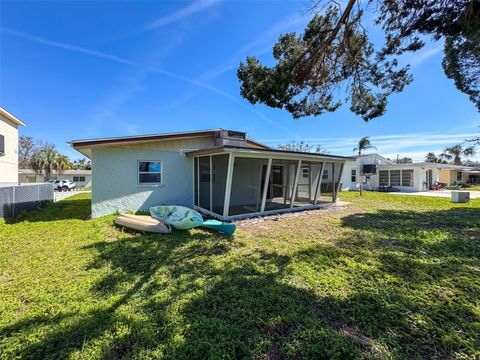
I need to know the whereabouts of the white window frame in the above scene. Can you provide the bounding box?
[322,169,329,180]
[351,169,357,183]
[137,160,163,186]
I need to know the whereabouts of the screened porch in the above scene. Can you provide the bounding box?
[189,148,346,220]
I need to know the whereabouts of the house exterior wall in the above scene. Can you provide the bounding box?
[0,114,20,183]
[90,137,214,217]
[19,172,92,187]
[438,169,453,185]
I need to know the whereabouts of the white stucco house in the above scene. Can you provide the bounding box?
[341,153,480,192]
[0,107,26,185]
[18,168,92,187]
[71,129,352,219]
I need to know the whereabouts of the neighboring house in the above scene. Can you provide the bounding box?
[0,107,26,184]
[18,169,92,187]
[71,129,351,219]
[341,153,480,192]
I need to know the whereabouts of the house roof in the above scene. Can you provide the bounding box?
[19,168,91,175]
[0,107,26,126]
[185,145,354,162]
[378,162,479,171]
[70,129,271,157]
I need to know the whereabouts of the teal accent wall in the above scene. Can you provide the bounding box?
[91,147,193,217]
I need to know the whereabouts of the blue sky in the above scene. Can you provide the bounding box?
[1,0,479,161]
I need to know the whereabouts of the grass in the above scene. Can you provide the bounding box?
[0,192,479,359]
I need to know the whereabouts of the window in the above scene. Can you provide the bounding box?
[456,171,462,182]
[73,176,86,182]
[379,170,389,186]
[390,170,401,186]
[351,169,357,183]
[138,161,162,184]
[302,166,309,178]
[0,134,4,155]
[401,170,413,187]
[322,169,329,180]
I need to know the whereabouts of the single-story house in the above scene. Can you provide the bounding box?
[18,169,92,187]
[71,129,351,219]
[341,153,480,192]
[0,107,26,185]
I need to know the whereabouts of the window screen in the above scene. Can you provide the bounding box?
[390,170,401,186]
[379,171,389,186]
[351,169,356,182]
[401,170,413,186]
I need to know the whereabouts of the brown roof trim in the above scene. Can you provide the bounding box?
[71,129,220,148]
[185,145,355,160]
[245,139,271,150]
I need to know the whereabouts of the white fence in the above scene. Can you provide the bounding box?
[0,183,54,218]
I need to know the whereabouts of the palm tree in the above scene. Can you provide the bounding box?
[30,144,71,180]
[440,144,476,165]
[353,136,377,155]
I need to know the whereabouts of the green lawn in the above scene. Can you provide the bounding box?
[0,193,479,359]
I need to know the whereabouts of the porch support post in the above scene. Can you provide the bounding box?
[290,159,302,208]
[209,155,213,211]
[334,162,344,203]
[196,157,200,206]
[313,162,324,205]
[260,158,272,212]
[223,153,235,218]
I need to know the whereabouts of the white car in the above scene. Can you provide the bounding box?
[52,180,76,192]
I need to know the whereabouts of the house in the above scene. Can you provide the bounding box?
[341,153,480,192]
[0,107,26,184]
[18,168,92,187]
[71,129,351,219]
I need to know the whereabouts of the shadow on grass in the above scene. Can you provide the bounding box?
[4,196,91,223]
[2,205,479,359]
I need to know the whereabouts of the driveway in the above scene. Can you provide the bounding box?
[392,190,480,199]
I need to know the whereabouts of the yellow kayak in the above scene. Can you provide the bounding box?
[115,213,172,233]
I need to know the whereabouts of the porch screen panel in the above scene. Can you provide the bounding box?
[390,170,401,186]
[318,162,334,203]
[379,171,389,186]
[198,156,211,210]
[294,161,322,206]
[401,170,413,187]
[194,157,199,206]
[333,163,343,201]
[211,154,229,215]
[229,157,268,215]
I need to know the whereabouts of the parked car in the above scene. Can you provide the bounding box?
[52,180,76,192]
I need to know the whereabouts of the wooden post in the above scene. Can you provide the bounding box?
[222,153,235,218]
[290,160,302,208]
[260,158,272,212]
[313,162,324,205]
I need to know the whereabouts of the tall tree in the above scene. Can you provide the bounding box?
[440,144,476,165]
[30,143,71,180]
[353,136,376,155]
[73,158,91,170]
[238,0,480,120]
[277,140,328,154]
[18,135,38,169]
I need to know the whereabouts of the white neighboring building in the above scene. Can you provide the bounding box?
[18,169,92,187]
[0,107,26,184]
[341,153,480,192]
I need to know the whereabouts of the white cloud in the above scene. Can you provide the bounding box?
[145,0,221,30]
[259,131,480,161]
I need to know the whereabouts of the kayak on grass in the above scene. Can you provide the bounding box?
[200,219,236,235]
[150,205,204,230]
[115,213,172,234]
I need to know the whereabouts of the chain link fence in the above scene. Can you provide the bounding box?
[0,183,54,218]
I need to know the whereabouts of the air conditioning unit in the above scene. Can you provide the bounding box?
[451,191,470,203]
